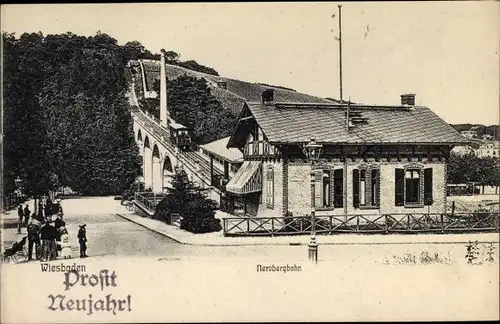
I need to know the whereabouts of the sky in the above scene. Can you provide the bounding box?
[2,2,499,125]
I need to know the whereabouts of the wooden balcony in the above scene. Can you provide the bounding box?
[244,140,280,157]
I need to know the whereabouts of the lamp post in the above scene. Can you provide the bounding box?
[303,138,323,264]
[14,177,23,234]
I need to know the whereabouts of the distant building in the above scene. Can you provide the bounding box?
[224,91,469,217]
[460,130,478,139]
[475,140,500,158]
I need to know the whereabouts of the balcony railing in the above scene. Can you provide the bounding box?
[244,141,280,157]
[223,212,500,236]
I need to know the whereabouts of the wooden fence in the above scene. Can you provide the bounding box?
[223,212,500,236]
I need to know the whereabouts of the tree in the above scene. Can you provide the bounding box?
[2,32,55,199]
[164,50,180,63]
[178,60,219,76]
[122,40,147,61]
[3,31,141,198]
[152,75,238,144]
[154,170,221,233]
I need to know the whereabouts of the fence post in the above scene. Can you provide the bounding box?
[356,215,360,232]
[329,216,333,234]
[407,214,410,231]
[223,219,227,236]
[385,214,389,234]
[271,218,275,237]
[440,213,444,233]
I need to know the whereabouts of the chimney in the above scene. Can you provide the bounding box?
[160,49,169,127]
[401,93,416,106]
[261,88,274,105]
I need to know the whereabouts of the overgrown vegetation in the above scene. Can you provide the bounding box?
[451,124,500,140]
[3,31,142,198]
[382,251,452,265]
[465,241,497,265]
[153,170,221,234]
[123,40,219,76]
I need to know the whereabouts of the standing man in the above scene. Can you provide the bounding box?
[17,204,23,234]
[23,204,31,226]
[45,198,53,220]
[27,217,41,261]
[77,224,88,258]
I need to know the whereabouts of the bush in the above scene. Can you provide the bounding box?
[154,171,221,233]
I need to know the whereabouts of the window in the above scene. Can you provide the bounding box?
[333,169,343,208]
[313,169,332,208]
[266,166,274,209]
[395,166,433,206]
[359,170,366,205]
[353,166,380,208]
[405,170,420,204]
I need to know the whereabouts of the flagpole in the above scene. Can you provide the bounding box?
[338,4,343,102]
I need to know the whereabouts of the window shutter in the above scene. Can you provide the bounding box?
[334,169,343,208]
[395,168,405,206]
[314,170,323,208]
[424,168,433,205]
[353,169,360,208]
[372,169,380,207]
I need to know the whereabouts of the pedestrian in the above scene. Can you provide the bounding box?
[38,201,44,220]
[54,216,63,230]
[17,204,23,234]
[77,224,88,258]
[55,201,64,220]
[45,199,53,220]
[58,221,72,259]
[27,217,41,261]
[23,204,31,226]
[40,221,58,261]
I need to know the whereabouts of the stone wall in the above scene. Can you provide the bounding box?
[283,157,447,217]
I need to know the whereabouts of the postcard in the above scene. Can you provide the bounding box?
[1,2,499,323]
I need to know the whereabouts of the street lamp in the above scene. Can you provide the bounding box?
[303,137,323,264]
[14,177,23,234]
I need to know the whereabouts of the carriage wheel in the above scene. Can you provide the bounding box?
[0,254,8,264]
[14,246,28,263]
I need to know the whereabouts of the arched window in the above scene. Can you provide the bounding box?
[265,166,274,209]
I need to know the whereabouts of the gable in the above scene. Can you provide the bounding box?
[227,103,268,148]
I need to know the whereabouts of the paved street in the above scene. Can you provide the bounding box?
[2,197,498,265]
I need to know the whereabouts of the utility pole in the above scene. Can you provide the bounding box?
[338,4,343,102]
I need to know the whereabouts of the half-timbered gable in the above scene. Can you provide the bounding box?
[225,90,470,218]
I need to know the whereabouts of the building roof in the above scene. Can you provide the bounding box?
[200,137,244,163]
[169,122,188,130]
[228,102,471,147]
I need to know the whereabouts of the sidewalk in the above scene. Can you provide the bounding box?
[116,212,500,247]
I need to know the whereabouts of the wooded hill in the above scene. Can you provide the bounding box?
[450,124,500,140]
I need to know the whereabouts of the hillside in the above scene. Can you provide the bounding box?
[450,124,500,140]
[139,59,336,116]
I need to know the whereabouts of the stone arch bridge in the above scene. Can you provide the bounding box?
[129,82,223,207]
